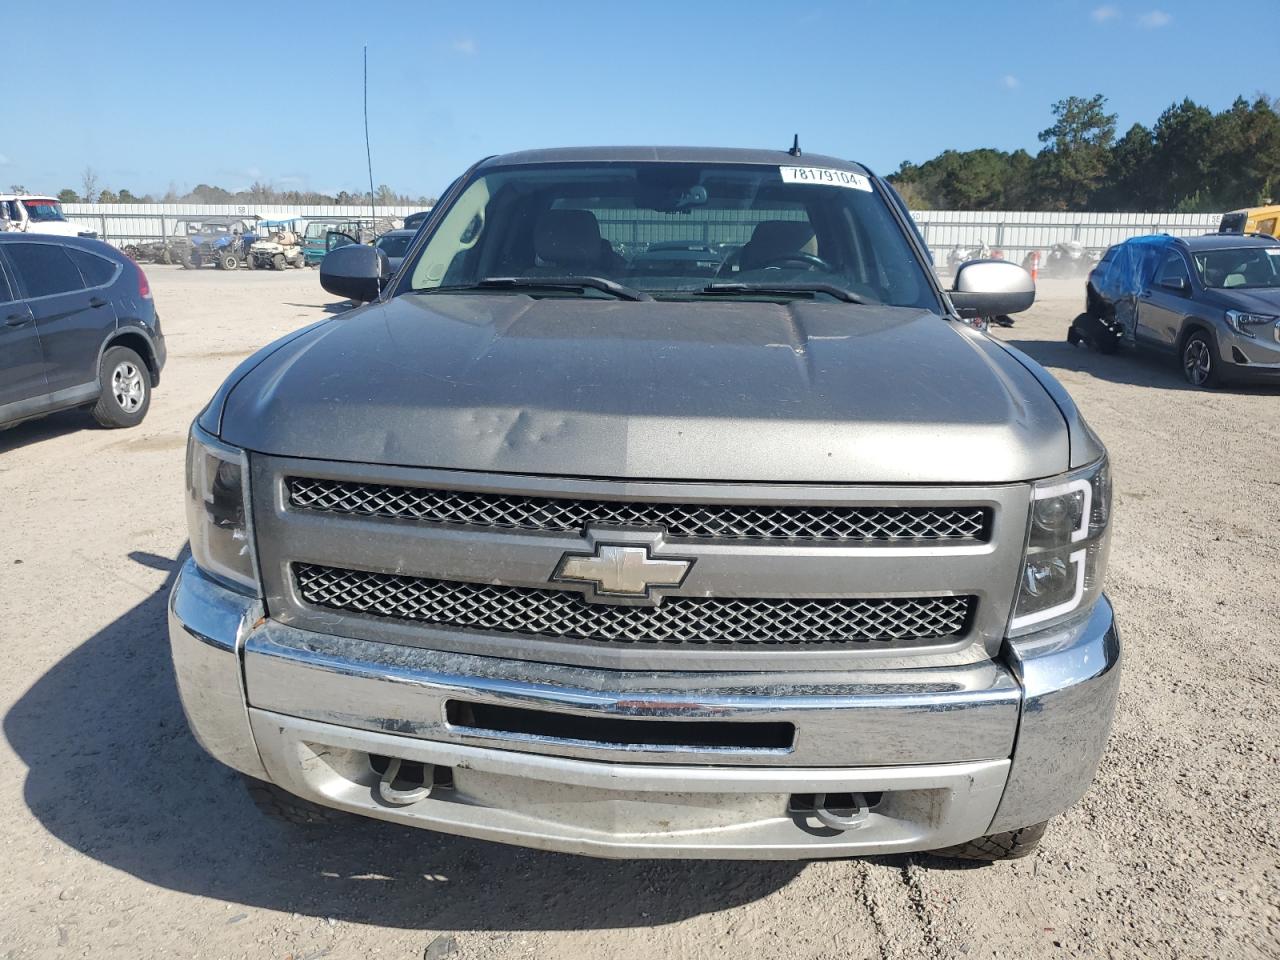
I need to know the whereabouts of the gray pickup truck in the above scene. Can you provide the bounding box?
[169,147,1120,861]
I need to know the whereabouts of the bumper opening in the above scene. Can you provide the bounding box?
[445,699,795,751]
[789,791,883,813]
[369,754,455,790]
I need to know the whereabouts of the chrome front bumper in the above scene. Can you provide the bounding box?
[169,559,1121,859]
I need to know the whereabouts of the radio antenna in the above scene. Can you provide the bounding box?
[788,134,802,157]
[364,44,376,228]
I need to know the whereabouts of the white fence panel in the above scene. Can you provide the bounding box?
[55,203,1226,256]
[911,210,1222,262]
[60,203,431,246]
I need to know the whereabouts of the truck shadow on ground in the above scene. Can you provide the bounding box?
[999,334,1280,395]
[4,553,811,930]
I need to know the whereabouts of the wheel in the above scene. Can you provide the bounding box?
[241,775,351,826]
[293,255,305,268]
[221,253,239,271]
[933,820,1049,862]
[273,253,286,271]
[1181,329,1219,388]
[246,255,256,270]
[1070,313,1120,354]
[91,346,150,428]
[161,248,173,265]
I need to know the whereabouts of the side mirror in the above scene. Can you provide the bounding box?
[320,243,391,303]
[1159,276,1189,294]
[950,259,1035,318]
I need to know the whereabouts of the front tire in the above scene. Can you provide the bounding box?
[1070,312,1120,354]
[92,346,151,428]
[221,253,239,271]
[933,820,1049,862]
[241,775,350,826]
[1181,330,1219,388]
[273,253,286,271]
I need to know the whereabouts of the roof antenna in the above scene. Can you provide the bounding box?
[788,134,802,157]
[364,44,376,229]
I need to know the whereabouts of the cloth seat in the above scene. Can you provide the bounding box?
[738,220,818,271]
[532,209,607,273]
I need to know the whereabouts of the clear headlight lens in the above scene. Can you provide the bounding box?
[1009,457,1111,637]
[185,423,258,593]
[1225,309,1278,339]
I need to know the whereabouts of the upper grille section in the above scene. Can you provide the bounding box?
[287,478,990,543]
[294,563,973,648]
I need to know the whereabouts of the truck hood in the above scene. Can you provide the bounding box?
[220,294,1069,483]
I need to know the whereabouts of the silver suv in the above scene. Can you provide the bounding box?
[169,146,1119,862]
[1076,233,1280,387]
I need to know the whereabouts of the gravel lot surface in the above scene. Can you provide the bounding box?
[1,269,1277,960]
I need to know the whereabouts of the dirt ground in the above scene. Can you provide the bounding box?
[1,268,1277,960]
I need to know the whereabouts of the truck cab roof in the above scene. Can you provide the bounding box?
[478,145,872,174]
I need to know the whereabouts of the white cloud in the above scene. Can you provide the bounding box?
[1001,74,1019,89]
[1091,5,1120,22]
[452,38,476,55]
[1138,9,1171,27]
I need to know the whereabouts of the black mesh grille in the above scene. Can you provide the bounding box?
[293,563,973,647]
[287,478,989,543]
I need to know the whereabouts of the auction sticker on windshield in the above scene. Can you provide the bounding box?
[779,167,872,191]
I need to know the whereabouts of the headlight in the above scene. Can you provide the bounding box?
[185,423,258,592]
[1009,457,1111,637]
[1225,309,1279,339]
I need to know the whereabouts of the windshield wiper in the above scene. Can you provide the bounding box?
[699,282,867,304]
[425,276,652,301]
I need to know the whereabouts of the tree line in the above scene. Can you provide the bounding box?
[888,93,1280,212]
[27,94,1280,214]
[50,170,435,208]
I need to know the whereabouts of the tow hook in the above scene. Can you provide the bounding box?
[813,792,871,831]
[376,756,433,806]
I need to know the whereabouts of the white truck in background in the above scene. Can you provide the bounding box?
[0,195,96,237]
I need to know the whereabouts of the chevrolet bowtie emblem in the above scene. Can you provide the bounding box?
[554,544,692,600]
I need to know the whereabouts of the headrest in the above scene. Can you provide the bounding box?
[534,209,603,268]
[741,220,817,269]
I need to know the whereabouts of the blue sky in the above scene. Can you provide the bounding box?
[3,0,1276,199]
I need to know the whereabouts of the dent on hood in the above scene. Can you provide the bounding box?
[217,294,1073,483]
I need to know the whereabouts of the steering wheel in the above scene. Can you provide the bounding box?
[753,252,834,272]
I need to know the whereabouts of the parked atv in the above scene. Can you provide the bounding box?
[179,216,260,270]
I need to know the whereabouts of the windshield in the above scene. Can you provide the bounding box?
[1193,246,1280,289]
[403,162,937,308]
[22,199,66,222]
[305,222,338,240]
[375,233,413,257]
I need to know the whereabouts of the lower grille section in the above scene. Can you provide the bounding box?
[294,563,973,648]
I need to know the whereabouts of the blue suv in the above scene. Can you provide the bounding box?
[0,234,166,430]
